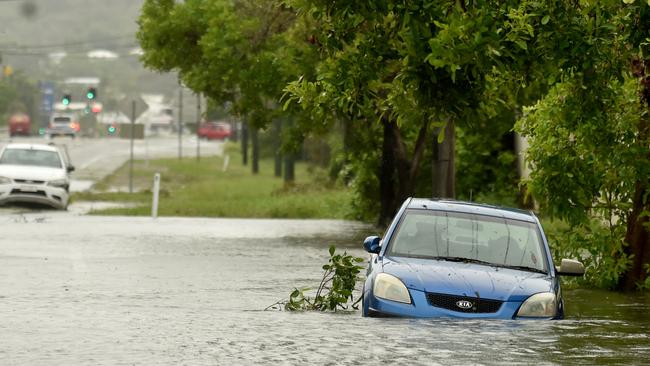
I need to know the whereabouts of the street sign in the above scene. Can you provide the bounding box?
[39,81,55,116]
[2,65,13,77]
[118,95,147,121]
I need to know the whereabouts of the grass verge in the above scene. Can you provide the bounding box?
[73,146,353,219]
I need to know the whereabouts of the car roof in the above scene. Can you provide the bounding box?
[2,143,60,153]
[407,198,536,223]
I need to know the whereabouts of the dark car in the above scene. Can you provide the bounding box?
[362,198,585,319]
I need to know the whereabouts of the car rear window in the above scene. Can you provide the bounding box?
[387,209,547,272]
[53,117,71,124]
[0,148,62,169]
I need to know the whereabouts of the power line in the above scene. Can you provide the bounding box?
[0,34,136,51]
[1,43,140,57]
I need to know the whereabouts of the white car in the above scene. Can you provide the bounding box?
[47,114,79,138]
[0,143,74,210]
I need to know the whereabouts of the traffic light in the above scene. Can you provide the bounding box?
[86,87,97,100]
[62,94,71,106]
[107,124,117,135]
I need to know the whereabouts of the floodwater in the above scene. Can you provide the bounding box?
[0,214,648,365]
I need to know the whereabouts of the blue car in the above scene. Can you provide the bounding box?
[362,198,585,319]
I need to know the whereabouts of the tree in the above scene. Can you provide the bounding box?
[0,71,39,125]
[137,0,308,176]
[517,1,650,290]
[283,0,555,225]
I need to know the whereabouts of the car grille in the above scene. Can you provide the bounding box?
[10,189,47,197]
[14,179,45,185]
[426,292,503,313]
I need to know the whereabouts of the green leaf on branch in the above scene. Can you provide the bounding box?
[267,245,366,312]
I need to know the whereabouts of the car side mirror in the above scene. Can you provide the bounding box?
[555,258,585,276]
[67,165,75,173]
[363,236,381,254]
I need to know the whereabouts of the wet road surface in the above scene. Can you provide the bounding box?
[1,213,649,365]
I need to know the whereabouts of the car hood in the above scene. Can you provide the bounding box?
[0,165,66,181]
[382,256,553,302]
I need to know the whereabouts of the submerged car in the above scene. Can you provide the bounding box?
[362,198,585,319]
[0,143,75,210]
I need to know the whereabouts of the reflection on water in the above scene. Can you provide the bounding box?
[0,216,648,365]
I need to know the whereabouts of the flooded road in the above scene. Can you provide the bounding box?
[0,135,224,192]
[1,214,648,365]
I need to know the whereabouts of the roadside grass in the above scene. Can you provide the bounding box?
[72,146,353,219]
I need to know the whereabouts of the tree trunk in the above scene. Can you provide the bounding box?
[618,95,650,290]
[618,181,650,291]
[432,121,456,199]
[341,118,353,184]
[378,117,398,227]
[274,119,282,177]
[241,121,249,166]
[617,59,650,290]
[231,119,239,143]
[251,127,259,174]
[284,154,295,183]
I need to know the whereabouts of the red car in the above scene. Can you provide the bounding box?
[198,122,231,140]
[8,113,31,137]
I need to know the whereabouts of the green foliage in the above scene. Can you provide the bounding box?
[138,0,314,130]
[544,218,632,289]
[517,75,646,225]
[455,116,519,206]
[0,72,39,125]
[515,0,650,288]
[275,245,365,312]
[641,264,650,290]
[517,75,649,289]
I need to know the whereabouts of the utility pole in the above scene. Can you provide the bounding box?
[196,93,201,161]
[178,79,183,160]
[129,100,135,193]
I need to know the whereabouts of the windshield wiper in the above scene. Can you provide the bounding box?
[432,256,496,267]
[496,264,547,274]
[431,257,547,274]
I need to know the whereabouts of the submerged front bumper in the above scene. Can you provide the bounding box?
[365,287,525,320]
[0,182,69,209]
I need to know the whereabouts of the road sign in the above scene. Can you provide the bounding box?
[2,65,13,77]
[38,81,54,117]
[118,95,147,121]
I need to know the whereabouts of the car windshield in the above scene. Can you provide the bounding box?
[387,209,547,273]
[0,148,62,169]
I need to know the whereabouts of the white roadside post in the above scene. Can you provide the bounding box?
[152,173,161,219]
[222,154,230,172]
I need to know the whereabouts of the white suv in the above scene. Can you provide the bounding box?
[0,143,74,210]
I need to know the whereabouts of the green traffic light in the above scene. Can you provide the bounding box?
[86,87,97,100]
[62,98,70,105]
[108,126,116,134]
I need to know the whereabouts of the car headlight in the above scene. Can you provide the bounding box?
[0,176,12,184]
[516,292,557,318]
[373,273,411,304]
[47,179,68,188]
